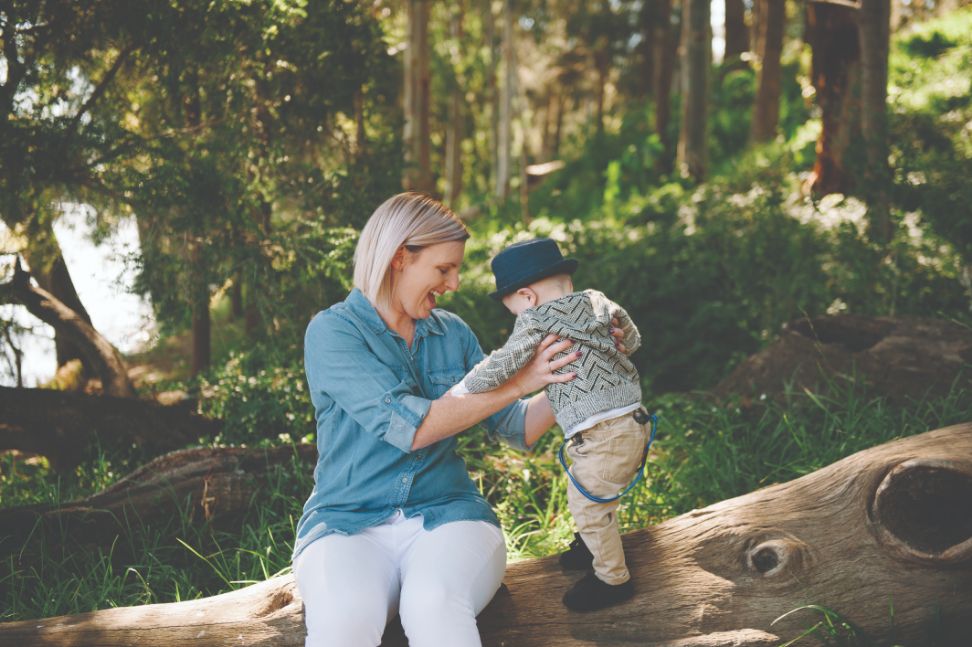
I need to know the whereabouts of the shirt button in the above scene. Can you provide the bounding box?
[384,395,392,403]
[401,476,408,484]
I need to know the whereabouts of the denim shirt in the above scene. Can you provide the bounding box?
[293,288,530,561]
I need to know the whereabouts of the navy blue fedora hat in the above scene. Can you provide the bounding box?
[489,238,579,300]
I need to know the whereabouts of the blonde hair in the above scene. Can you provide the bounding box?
[353,192,469,310]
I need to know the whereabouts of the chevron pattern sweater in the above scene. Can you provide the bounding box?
[461,289,642,434]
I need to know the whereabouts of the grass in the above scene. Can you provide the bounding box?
[4,378,969,647]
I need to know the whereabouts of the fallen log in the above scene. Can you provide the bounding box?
[1,424,970,646]
[0,386,222,470]
[0,444,317,557]
[714,314,972,402]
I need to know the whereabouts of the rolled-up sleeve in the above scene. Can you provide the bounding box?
[459,324,530,450]
[304,312,430,453]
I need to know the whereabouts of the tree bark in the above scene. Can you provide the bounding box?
[0,386,220,470]
[634,0,656,98]
[858,0,893,244]
[495,0,515,202]
[652,0,676,170]
[444,4,464,205]
[20,245,94,369]
[403,0,433,193]
[190,242,211,377]
[749,0,785,143]
[806,0,861,195]
[485,0,500,196]
[4,425,970,645]
[724,0,749,61]
[676,0,710,181]
[1,258,135,398]
[0,445,316,557]
[182,79,211,377]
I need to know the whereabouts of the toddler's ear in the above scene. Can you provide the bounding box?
[518,287,537,305]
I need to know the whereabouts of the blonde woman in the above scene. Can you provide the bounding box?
[293,193,580,646]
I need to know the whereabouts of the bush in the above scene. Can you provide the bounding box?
[198,349,315,445]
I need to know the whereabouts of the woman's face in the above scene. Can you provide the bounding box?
[391,240,465,320]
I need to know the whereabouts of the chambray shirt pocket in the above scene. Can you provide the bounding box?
[427,368,466,398]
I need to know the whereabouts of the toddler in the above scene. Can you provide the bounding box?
[451,237,648,612]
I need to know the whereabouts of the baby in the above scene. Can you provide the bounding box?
[451,237,648,611]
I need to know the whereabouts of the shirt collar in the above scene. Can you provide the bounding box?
[346,288,446,339]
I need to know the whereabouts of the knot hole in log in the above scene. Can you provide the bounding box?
[871,459,972,565]
[744,537,808,580]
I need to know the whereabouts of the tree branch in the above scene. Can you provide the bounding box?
[64,42,136,139]
[4,257,136,397]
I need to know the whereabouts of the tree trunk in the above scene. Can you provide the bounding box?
[676,0,710,181]
[858,0,893,244]
[539,90,555,160]
[230,274,244,319]
[0,386,220,470]
[3,425,970,645]
[1,445,316,557]
[182,80,211,377]
[20,229,94,369]
[749,0,785,143]
[485,0,500,196]
[806,0,861,196]
[244,199,273,339]
[724,0,749,61]
[635,0,656,98]
[652,0,675,170]
[495,0,515,202]
[403,0,433,193]
[190,242,211,377]
[444,5,464,205]
[552,93,566,158]
[1,258,135,398]
[751,0,764,64]
[33,255,92,368]
[595,53,609,135]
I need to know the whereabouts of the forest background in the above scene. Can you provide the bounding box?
[2,0,972,643]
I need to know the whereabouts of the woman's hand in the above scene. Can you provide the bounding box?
[508,334,580,397]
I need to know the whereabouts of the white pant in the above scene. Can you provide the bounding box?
[293,511,506,647]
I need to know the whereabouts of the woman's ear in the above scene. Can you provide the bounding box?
[391,246,408,271]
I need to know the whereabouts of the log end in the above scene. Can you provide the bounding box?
[870,458,972,565]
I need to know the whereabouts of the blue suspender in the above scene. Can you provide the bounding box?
[557,411,658,504]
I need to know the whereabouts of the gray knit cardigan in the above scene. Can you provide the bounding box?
[461,289,642,434]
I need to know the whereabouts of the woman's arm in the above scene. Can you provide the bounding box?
[523,391,556,448]
[411,334,577,450]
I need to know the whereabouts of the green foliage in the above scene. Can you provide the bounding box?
[2,449,311,621]
[452,161,967,394]
[889,9,972,270]
[710,67,756,163]
[900,30,957,59]
[198,350,314,446]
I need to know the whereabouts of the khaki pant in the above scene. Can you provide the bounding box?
[565,412,648,585]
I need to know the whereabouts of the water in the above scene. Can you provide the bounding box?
[0,205,156,387]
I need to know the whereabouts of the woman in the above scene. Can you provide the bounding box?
[293,192,580,646]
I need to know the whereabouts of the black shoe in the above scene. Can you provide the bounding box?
[563,571,634,612]
[558,532,594,570]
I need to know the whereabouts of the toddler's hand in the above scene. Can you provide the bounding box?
[610,318,626,353]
